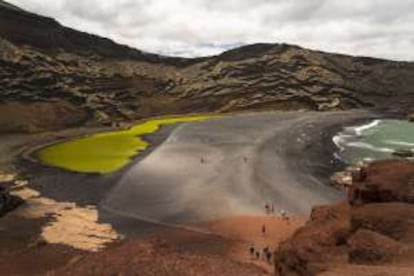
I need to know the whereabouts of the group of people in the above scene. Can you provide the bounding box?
[247,203,293,265]
[249,244,273,264]
[265,201,290,221]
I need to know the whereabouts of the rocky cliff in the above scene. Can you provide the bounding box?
[274,160,414,276]
[1,1,414,132]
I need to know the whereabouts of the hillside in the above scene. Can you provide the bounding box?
[0,0,414,132]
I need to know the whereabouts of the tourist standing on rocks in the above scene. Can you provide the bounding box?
[261,224,266,236]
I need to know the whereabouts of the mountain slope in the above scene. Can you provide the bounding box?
[173,43,414,111]
[0,0,204,65]
[0,1,413,132]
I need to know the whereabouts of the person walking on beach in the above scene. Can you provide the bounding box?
[265,202,269,214]
[270,202,275,214]
[261,224,266,236]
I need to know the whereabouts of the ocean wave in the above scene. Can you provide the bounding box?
[347,141,393,153]
[332,119,382,151]
[353,119,382,136]
[332,133,357,151]
[384,140,414,147]
[332,135,344,151]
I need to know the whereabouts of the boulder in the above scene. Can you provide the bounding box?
[351,203,414,241]
[392,148,414,158]
[348,229,402,264]
[351,160,414,204]
[0,184,23,217]
[275,203,350,275]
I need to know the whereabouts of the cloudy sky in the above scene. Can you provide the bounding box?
[7,0,414,60]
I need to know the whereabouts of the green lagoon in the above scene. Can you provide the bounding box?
[38,115,213,174]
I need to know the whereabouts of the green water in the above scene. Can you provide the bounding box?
[38,115,214,174]
[336,119,414,163]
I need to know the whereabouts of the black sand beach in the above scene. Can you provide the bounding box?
[0,110,384,275]
[6,110,380,235]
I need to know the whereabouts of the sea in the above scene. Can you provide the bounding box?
[333,119,414,164]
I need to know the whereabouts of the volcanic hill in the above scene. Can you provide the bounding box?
[0,0,414,133]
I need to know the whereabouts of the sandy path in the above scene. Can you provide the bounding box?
[204,215,305,272]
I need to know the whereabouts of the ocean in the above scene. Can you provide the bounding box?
[333,119,414,164]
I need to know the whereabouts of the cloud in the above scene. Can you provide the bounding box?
[7,0,414,60]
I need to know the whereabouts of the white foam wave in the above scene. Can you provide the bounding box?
[353,119,381,136]
[384,140,414,147]
[332,119,383,158]
[333,133,357,151]
[347,141,393,153]
[332,135,343,151]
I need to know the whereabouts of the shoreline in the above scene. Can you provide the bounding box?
[14,110,380,226]
[101,109,376,224]
[0,109,385,275]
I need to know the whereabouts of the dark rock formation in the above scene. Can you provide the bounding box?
[348,229,402,264]
[274,203,350,275]
[0,183,23,217]
[351,160,414,204]
[0,0,202,65]
[351,203,414,241]
[1,1,414,132]
[275,160,414,275]
[392,148,414,158]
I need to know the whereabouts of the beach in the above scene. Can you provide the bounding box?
[0,110,379,274]
[101,110,376,228]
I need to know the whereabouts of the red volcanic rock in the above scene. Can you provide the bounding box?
[351,160,414,204]
[275,203,350,275]
[351,203,414,241]
[275,160,414,276]
[348,229,402,264]
[319,265,414,276]
[50,238,267,276]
